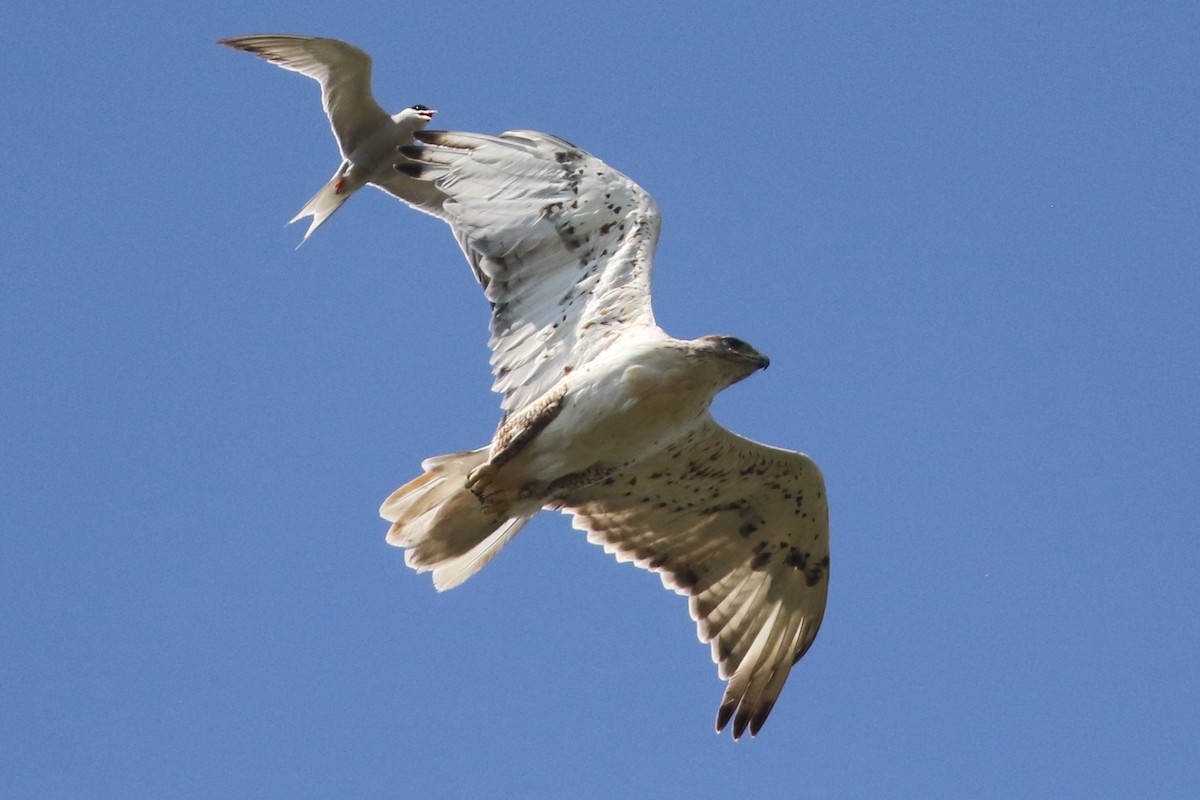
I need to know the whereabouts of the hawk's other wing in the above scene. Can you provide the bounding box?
[558,416,830,739]
[219,35,389,156]
[397,130,661,414]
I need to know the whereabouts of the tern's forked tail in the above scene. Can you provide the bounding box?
[289,169,353,246]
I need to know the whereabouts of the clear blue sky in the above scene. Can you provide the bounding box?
[3,2,1197,797]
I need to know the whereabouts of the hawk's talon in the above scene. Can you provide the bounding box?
[466,462,498,496]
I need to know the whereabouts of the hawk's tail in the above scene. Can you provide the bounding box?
[380,449,533,591]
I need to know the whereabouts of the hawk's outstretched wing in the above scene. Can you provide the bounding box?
[397,130,661,414]
[559,416,830,739]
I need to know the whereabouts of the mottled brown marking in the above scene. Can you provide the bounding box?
[675,567,700,589]
[490,384,568,467]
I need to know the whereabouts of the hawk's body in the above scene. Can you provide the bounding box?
[380,129,830,739]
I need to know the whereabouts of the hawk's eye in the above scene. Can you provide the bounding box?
[718,336,750,352]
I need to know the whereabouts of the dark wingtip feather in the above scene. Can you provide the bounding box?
[394,162,424,178]
[732,708,752,740]
[749,698,776,737]
[414,130,491,150]
[793,636,817,665]
[413,129,443,144]
[397,144,424,160]
[715,699,737,735]
[219,38,265,56]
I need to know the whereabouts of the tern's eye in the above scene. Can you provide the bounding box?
[410,104,430,111]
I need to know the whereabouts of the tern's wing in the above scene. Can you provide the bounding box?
[220,34,389,156]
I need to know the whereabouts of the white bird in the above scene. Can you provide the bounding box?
[383,130,830,739]
[219,34,437,245]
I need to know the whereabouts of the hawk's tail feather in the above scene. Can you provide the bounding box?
[381,448,533,591]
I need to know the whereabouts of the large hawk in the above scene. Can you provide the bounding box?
[382,129,830,739]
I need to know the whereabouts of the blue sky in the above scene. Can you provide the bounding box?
[3,2,1197,797]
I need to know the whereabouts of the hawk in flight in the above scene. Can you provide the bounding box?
[382,129,831,739]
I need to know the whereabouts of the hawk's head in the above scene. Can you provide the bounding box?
[693,335,770,387]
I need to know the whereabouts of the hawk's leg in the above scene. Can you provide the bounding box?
[467,385,568,509]
[543,464,618,506]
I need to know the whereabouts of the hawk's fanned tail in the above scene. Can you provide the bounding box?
[381,449,533,591]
